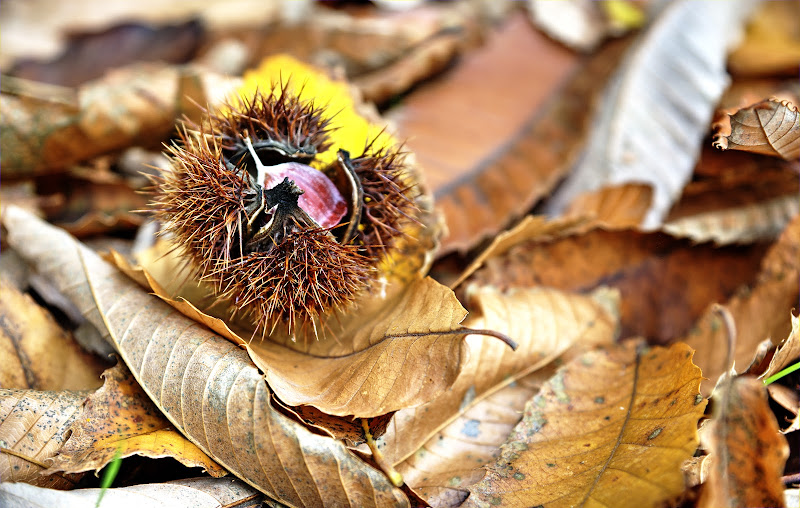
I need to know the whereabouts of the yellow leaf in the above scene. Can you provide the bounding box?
[465,341,706,508]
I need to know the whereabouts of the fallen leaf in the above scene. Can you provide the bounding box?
[712,98,800,161]
[391,10,598,253]
[699,375,789,508]
[562,183,653,229]
[542,0,755,228]
[760,313,800,382]
[44,362,226,478]
[684,215,800,393]
[377,285,618,466]
[0,65,240,177]
[0,476,265,508]
[9,20,203,87]
[2,205,409,506]
[467,227,768,344]
[0,275,106,391]
[0,389,88,489]
[466,341,707,508]
[663,194,799,245]
[727,0,800,77]
[396,374,552,507]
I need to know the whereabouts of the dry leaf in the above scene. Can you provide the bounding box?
[396,374,555,507]
[467,227,767,344]
[45,362,226,477]
[0,476,265,508]
[466,341,707,508]
[543,0,755,228]
[712,98,800,161]
[684,215,800,393]
[0,65,240,177]
[2,205,409,506]
[562,183,653,229]
[699,375,789,508]
[0,276,106,391]
[0,389,88,489]
[663,194,799,245]
[377,285,618,466]
[391,11,589,253]
[760,313,800,382]
[727,1,800,77]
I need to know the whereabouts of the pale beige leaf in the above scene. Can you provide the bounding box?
[377,285,618,466]
[543,0,756,228]
[0,389,88,488]
[466,342,706,508]
[663,194,799,245]
[2,205,408,507]
[699,376,789,508]
[713,98,800,160]
[0,476,265,508]
[760,313,800,382]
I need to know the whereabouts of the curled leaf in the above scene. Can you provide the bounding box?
[712,98,800,161]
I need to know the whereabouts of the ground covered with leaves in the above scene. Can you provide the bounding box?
[0,1,798,507]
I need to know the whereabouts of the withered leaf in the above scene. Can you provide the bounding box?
[0,476,264,508]
[727,0,800,77]
[562,183,653,230]
[44,362,226,478]
[0,276,106,391]
[2,205,408,507]
[377,286,618,466]
[0,65,240,177]
[712,98,800,161]
[543,0,755,228]
[684,215,800,393]
[699,376,789,508]
[465,341,706,508]
[467,227,767,345]
[760,313,800,383]
[0,389,88,489]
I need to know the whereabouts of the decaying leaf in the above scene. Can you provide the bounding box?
[466,226,767,345]
[377,285,618,466]
[699,375,789,508]
[2,205,409,506]
[466,341,706,508]
[0,389,88,489]
[727,0,800,77]
[543,0,755,228]
[0,276,106,391]
[0,476,265,508]
[684,215,800,393]
[562,183,653,229]
[663,194,799,245]
[0,65,240,177]
[760,313,800,382]
[712,98,800,161]
[44,362,226,477]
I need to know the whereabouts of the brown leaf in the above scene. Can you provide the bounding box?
[2,205,409,506]
[0,65,240,177]
[562,183,654,229]
[699,376,789,508]
[543,0,755,228]
[467,227,768,344]
[760,313,800,383]
[465,341,707,508]
[0,389,88,489]
[727,1,800,77]
[0,275,106,391]
[712,98,800,161]
[377,285,618,466]
[247,277,476,417]
[45,362,226,477]
[393,11,602,253]
[684,215,800,393]
[0,476,265,507]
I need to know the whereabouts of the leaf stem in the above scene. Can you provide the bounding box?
[361,419,403,488]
